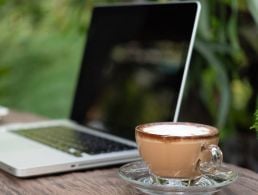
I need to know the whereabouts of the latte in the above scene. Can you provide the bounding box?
[135,122,220,178]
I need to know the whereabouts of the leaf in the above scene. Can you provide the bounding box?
[227,0,240,50]
[197,0,212,40]
[247,0,258,25]
[251,109,258,131]
[194,39,231,129]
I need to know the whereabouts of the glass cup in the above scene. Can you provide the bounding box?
[135,122,223,183]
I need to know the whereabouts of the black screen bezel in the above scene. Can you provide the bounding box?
[70,2,199,136]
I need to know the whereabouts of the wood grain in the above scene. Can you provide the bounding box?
[0,164,257,195]
[0,111,257,195]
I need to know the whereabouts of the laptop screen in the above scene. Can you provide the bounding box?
[71,2,199,140]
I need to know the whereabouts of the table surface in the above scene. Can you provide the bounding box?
[1,110,258,195]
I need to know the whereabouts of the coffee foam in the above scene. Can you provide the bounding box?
[142,124,211,136]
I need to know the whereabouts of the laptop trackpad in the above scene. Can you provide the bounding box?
[0,132,77,168]
[0,132,45,153]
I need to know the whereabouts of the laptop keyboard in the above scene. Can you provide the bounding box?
[12,126,136,157]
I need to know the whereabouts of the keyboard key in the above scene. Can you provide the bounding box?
[12,126,135,157]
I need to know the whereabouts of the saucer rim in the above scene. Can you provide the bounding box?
[118,160,238,193]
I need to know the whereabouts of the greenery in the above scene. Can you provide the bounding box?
[0,0,93,118]
[252,109,258,131]
[178,0,258,138]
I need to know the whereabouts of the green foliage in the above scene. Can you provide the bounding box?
[191,0,258,137]
[252,109,258,131]
[0,0,123,118]
[247,0,258,25]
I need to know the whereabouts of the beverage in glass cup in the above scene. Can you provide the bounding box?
[135,122,223,180]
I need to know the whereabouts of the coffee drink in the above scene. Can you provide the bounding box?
[135,122,221,179]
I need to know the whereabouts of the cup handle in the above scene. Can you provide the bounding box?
[199,144,223,174]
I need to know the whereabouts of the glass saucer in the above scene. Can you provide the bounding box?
[118,160,238,195]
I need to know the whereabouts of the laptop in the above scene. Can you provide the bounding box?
[0,1,201,177]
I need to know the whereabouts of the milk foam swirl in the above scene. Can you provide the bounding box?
[142,124,211,136]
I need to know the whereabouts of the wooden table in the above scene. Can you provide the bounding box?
[1,110,258,195]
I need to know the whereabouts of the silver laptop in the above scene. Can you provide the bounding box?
[0,1,201,177]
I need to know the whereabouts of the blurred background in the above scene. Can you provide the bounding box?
[0,0,257,171]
